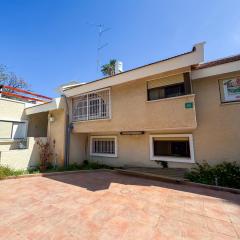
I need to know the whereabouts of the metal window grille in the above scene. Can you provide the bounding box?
[92,138,115,155]
[72,89,110,121]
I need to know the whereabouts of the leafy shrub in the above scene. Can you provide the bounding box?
[0,165,26,179]
[36,138,52,171]
[186,161,240,189]
[0,161,113,179]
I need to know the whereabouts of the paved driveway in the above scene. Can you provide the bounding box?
[0,171,240,240]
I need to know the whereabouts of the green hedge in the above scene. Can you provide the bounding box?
[0,161,113,179]
[186,161,240,189]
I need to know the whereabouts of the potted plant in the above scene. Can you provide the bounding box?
[36,138,52,172]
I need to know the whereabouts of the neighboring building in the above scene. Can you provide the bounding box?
[1,42,240,169]
[0,87,65,169]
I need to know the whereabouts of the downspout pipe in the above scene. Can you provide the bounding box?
[61,94,70,167]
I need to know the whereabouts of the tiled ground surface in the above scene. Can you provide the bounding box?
[0,171,240,240]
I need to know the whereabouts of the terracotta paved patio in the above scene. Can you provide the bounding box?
[0,171,240,240]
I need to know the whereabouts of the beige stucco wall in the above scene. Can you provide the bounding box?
[27,112,48,137]
[86,132,194,168]
[48,109,66,166]
[69,133,87,164]
[0,98,26,121]
[0,137,44,170]
[192,71,240,165]
[72,72,197,133]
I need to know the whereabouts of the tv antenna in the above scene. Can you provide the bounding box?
[86,22,111,72]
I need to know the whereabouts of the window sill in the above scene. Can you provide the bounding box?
[90,153,117,158]
[150,156,195,163]
[220,101,240,106]
[0,139,27,144]
[73,118,111,123]
[146,94,195,103]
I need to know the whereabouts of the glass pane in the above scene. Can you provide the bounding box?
[12,122,27,139]
[153,140,190,158]
[165,84,185,98]
[148,88,165,100]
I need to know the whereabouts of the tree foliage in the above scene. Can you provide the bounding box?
[0,64,29,91]
[101,59,117,76]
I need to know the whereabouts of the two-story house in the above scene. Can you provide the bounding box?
[54,42,239,168]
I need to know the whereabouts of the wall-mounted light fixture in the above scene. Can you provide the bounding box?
[120,131,145,135]
[49,115,55,123]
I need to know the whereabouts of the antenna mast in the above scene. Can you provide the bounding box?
[87,22,111,72]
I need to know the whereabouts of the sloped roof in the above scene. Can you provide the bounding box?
[193,54,240,70]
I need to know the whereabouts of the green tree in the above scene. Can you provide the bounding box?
[101,59,117,76]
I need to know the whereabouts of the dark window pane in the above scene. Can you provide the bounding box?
[165,84,185,98]
[148,87,165,100]
[153,140,190,158]
[171,141,190,157]
[154,141,171,156]
[148,83,185,101]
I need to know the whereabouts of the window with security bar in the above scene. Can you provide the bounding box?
[72,89,110,121]
[90,136,117,157]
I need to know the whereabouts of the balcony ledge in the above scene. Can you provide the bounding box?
[146,94,195,103]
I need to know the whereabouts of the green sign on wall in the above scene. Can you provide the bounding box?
[185,102,193,109]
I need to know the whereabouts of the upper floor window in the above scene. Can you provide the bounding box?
[72,89,110,121]
[148,83,185,101]
[147,73,191,101]
[219,77,240,103]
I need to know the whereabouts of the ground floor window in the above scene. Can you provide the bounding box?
[0,120,27,140]
[90,136,117,157]
[150,134,194,163]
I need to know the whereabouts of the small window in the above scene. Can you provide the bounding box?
[148,83,185,101]
[90,136,117,157]
[150,134,194,163]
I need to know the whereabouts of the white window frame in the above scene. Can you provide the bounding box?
[149,134,195,163]
[90,136,117,158]
[0,119,28,141]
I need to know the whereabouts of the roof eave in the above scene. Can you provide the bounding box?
[64,42,205,97]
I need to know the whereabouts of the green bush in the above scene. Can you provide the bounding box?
[38,161,113,172]
[0,161,113,179]
[0,165,26,179]
[186,161,240,189]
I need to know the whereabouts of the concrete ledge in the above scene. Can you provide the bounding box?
[116,169,240,194]
[0,169,113,181]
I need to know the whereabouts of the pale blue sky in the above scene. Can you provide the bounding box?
[0,0,240,96]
